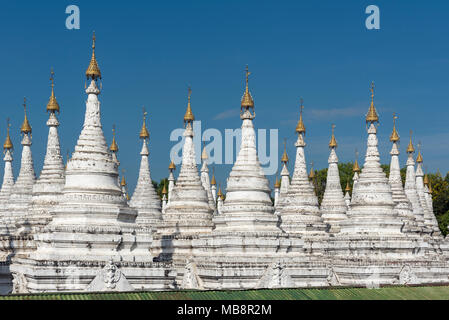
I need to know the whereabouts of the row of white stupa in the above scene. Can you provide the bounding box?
[0,34,449,294]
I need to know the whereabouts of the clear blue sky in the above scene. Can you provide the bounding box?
[0,0,448,193]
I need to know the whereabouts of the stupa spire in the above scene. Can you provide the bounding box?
[387,114,417,232]
[157,88,213,237]
[274,173,281,207]
[0,119,15,207]
[168,160,176,203]
[109,124,120,172]
[339,83,402,234]
[200,143,217,212]
[21,98,32,136]
[241,65,255,110]
[85,31,101,81]
[129,109,162,228]
[3,118,13,151]
[414,144,440,235]
[4,98,36,235]
[344,178,351,208]
[365,82,379,124]
[140,107,150,139]
[110,125,119,153]
[46,68,60,113]
[296,99,306,135]
[404,131,426,229]
[277,101,327,235]
[320,124,347,231]
[214,68,279,233]
[328,124,337,148]
[352,149,361,187]
[30,69,65,222]
[184,87,195,125]
[279,139,290,197]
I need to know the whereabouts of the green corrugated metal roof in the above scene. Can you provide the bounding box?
[2,285,449,300]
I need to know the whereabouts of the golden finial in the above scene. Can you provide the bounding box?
[3,118,13,151]
[308,162,315,180]
[201,142,208,161]
[210,167,216,185]
[424,173,429,186]
[21,97,32,135]
[416,142,423,163]
[184,87,195,124]
[217,185,223,197]
[428,181,433,194]
[241,65,255,109]
[120,175,126,187]
[366,82,379,124]
[169,160,176,171]
[46,68,60,113]
[274,175,281,188]
[296,98,306,135]
[390,113,400,142]
[110,125,119,152]
[126,193,130,201]
[406,130,415,153]
[353,149,361,173]
[329,124,337,148]
[162,181,167,195]
[345,178,351,193]
[281,138,289,163]
[86,31,102,81]
[139,107,150,139]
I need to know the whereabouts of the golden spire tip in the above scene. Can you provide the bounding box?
[329,124,337,148]
[140,107,150,139]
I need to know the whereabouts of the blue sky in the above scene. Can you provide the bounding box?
[0,0,448,193]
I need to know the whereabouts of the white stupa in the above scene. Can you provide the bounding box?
[152,88,214,268]
[277,101,328,235]
[4,99,36,236]
[339,85,402,235]
[0,122,14,209]
[200,145,216,212]
[279,141,290,198]
[387,115,418,233]
[404,133,427,229]
[129,111,162,229]
[212,70,279,234]
[343,179,351,209]
[320,125,347,231]
[29,70,65,232]
[415,149,440,235]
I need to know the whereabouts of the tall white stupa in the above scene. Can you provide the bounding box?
[0,121,14,210]
[3,98,36,236]
[29,70,65,232]
[339,84,402,235]
[129,110,162,229]
[152,88,214,269]
[387,114,420,233]
[320,125,347,231]
[277,101,328,235]
[404,133,427,229]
